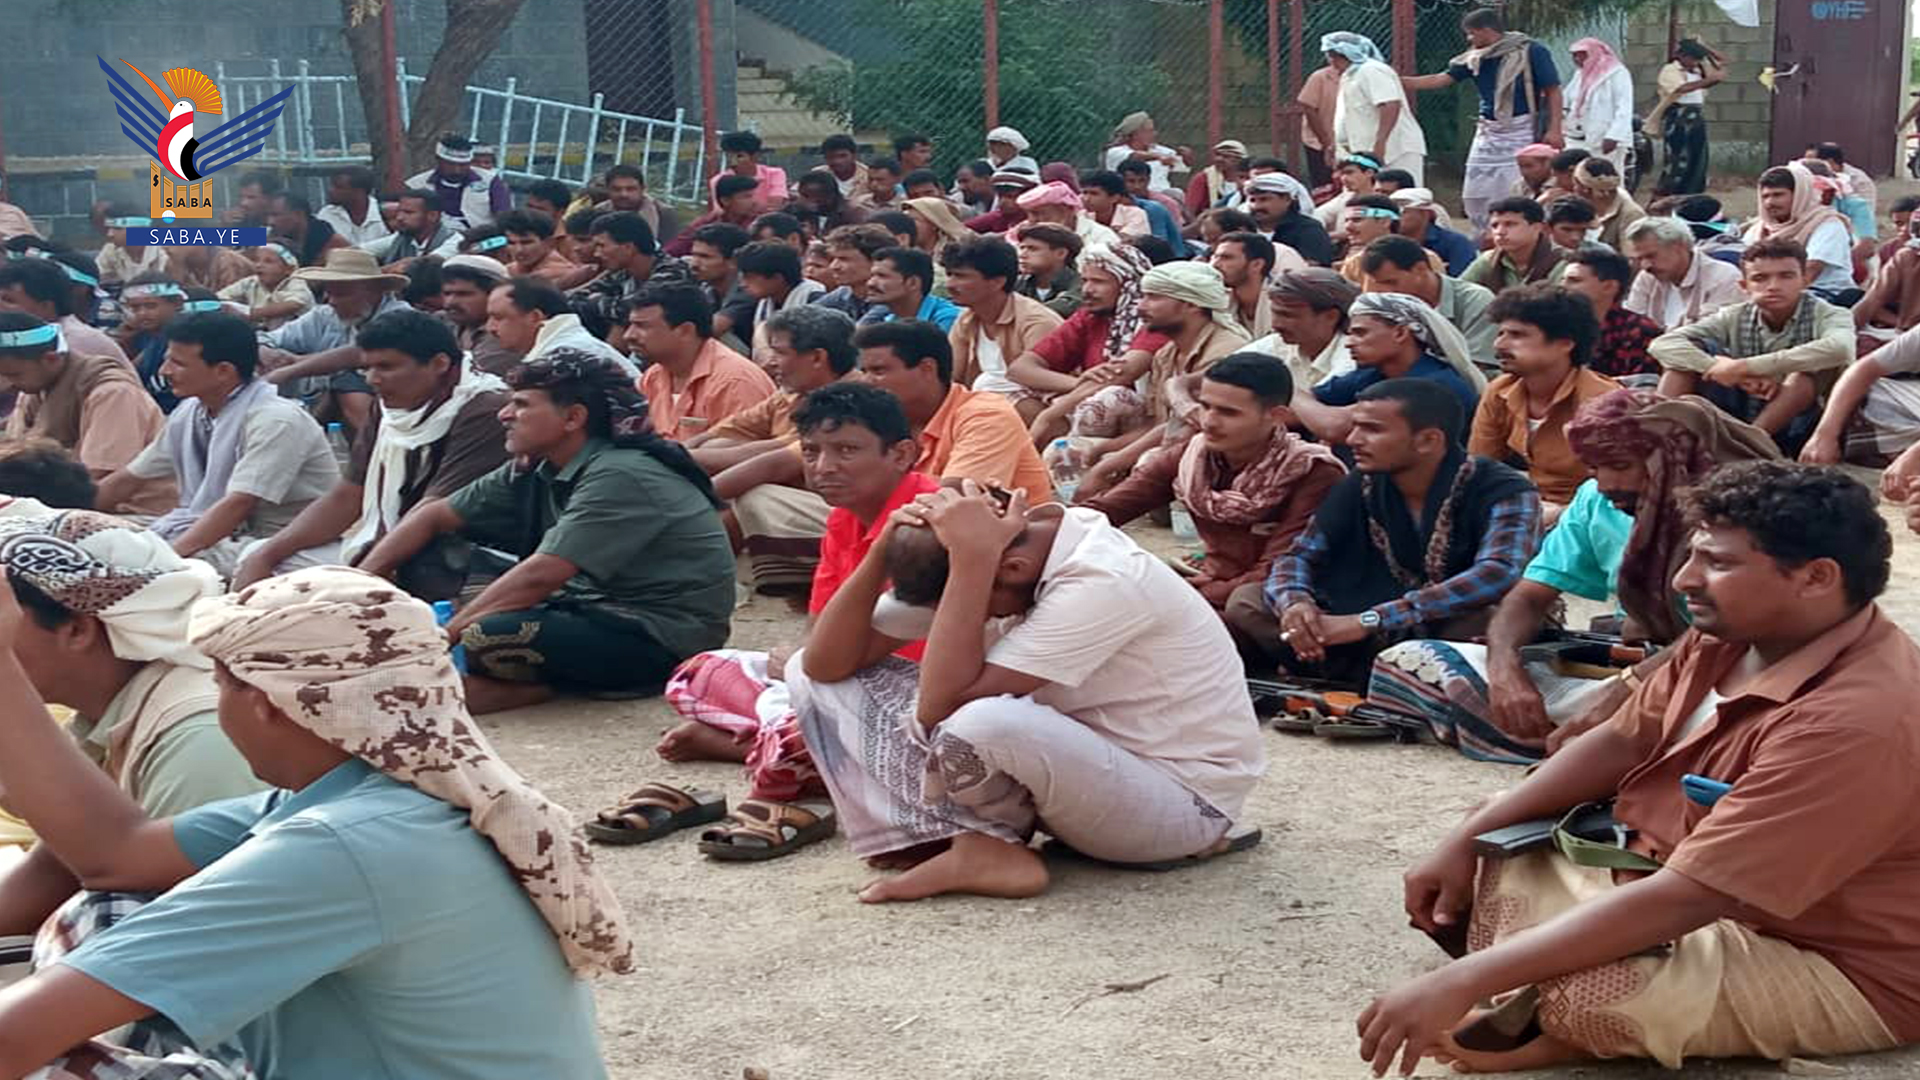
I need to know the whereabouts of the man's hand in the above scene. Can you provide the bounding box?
[1703,355,1750,387]
[1486,666,1553,740]
[1356,964,1481,1078]
[1799,432,1842,465]
[1545,698,1612,754]
[1402,833,1479,934]
[230,549,276,592]
[1601,138,1619,155]
[1316,613,1372,647]
[1543,127,1566,150]
[911,482,1028,563]
[1906,489,1920,540]
[1078,361,1125,386]
[1077,456,1126,499]
[1279,601,1329,663]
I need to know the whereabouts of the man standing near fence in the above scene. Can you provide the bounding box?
[1323,32,1428,186]
[1402,8,1564,232]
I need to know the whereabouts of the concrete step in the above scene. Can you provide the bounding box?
[737,76,787,94]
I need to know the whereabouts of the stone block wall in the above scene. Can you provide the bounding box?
[1622,0,1779,178]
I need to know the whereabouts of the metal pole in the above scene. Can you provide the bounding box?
[1392,0,1416,73]
[1208,0,1225,148]
[1287,0,1304,165]
[983,0,1001,129]
[1666,0,1680,61]
[1267,0,1281,157]
[697,0,720,174]
[381,0,406,188]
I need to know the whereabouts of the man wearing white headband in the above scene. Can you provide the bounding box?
[94,212,170,286]
[404,133,511,230]
[214,242,315,330]
[0,566,624,1077]
[0,253,129,365]
[0,313,172,517]
[112,274,189,413]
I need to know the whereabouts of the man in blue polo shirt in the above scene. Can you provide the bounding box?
[0,566,630,1078]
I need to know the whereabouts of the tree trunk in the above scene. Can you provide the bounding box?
[339,0,529,185]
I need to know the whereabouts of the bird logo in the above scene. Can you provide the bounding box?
[98,56,296,220]
[119,61,222,182]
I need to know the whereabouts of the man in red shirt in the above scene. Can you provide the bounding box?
[1013,242,1171,446]
[595,382,937,858]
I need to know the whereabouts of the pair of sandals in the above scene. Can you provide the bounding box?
[584,783,836,860]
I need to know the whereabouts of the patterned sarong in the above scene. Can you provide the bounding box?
[664,649,820,802]
[1463,116,1538,230]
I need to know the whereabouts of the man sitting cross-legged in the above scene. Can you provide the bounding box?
[1226,379,1540,684]
[95,312,340,578]
[606,382,945,857]
[230,309,510,594]
[1359,462,1920,1077]
[1653,237,1853,454]
[1368,389,1780,762]
[787,482,1266,902]
[0,566,626,1077]
[693,305,861,595]
[1086,352,1345,612]
[358,351,734,713]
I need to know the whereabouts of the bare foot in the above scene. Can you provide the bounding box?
[463,674,555,716]
[857,832,1048,904]
[865,839,952,871]
[1431,1028,1588,1074]
[655,720,749,763]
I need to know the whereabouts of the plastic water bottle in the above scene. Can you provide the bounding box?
[1045,437,1082,503]
[324,421,352,469]
[431,600,468,674]
[1170,499,1199,542]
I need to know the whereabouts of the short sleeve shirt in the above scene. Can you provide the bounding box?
[1449,42,1561,119]
[445,438,735,658]
[126,397,341,536]
[984,509,1265,820]
[60,760,607,1080]
[1805,219,1857,293]
[345,390,511,508]
[1521,479,1632,601]
[1029,308,1170,374]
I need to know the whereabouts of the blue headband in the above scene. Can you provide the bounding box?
[1351,206,1401,221]
[263,243,299,266]
[58,263,99,287]
[471,235,508,253]
[0,323,60,350]
[180,299,224,314]
[106,216,151,229]
[122,282,185,301]
[1341,153,1382,172]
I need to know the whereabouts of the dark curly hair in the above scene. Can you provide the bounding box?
[1681,461,1890,607]
[506,350,721,508]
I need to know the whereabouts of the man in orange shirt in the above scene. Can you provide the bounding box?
[852,319,1053,502]
[1360,462,1920,1076]
[497,209,578,284]
[628,282,776,442]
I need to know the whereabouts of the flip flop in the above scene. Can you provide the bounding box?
[697,799,838,862]
[1044,824,1264,872]
[584,783,728,845]
[1312,716,1399,740]
[1272,707,1322,734]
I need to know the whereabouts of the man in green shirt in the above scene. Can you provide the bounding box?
[361,350,734,713]
[1461,197,1568,294]
[1,509,262,816]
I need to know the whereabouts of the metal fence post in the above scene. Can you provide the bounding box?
[666,107,686,197]
[297,59,314,162]
[583,92,605,185]
[1208,0,1224,149]
[1287,0,1304,166]
[498,77,517,175]
[697,0,720,172]
[268,59,287,162]
[1392,0,1416,73]
[1267,0,1281,156]
[983,0,1000,129]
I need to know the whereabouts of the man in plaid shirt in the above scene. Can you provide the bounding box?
[1562,247,1662,379]
[1225,378,1540,683]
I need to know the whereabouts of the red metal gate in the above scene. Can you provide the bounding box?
[1769,0,1907,175]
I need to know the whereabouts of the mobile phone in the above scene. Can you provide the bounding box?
[1681,773,1733,807]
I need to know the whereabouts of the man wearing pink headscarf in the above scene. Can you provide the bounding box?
[1015,181,1122,251]
[1563,39,1634,171]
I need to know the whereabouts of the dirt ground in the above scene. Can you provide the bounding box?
[475,464,1920,1080]
[483,180,1920,1079]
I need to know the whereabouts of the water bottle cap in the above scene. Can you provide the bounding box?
[1051,438,1069,448]
[327,422,342,433]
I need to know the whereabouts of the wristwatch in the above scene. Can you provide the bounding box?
[1357,609,1382,633]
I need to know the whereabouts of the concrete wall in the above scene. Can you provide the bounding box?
[1622,0,1779,179]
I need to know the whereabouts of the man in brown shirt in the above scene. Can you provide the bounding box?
[231,309,508,596]
[1359,461,1920,1076]
[941,235,1062,402]
[1086,352,1343,611]
[1468,285,1619,516]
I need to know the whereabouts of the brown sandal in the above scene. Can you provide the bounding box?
[584,783,728,845]
[697,798,837,862]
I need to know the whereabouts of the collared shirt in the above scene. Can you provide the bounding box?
[639,337,777,441]
[62,759,608,1079]
[1606,603,1920,1040]
[811,470,943,626]
[1335,60,1427,163]
[1314,353,1481,418]
[704,389,802,446]
[708,163,790,213]
[1246,331,1356,390]
[1423,226,1479,277]
[1134,196,1184,250]
[1522,478,1634,602]
[858,292,961,332]
[1625,251,1747,330]
[6,351,171,514]
[1339,245,1444,286]
[1015,265,1083,320]
[1269,483,1540,632]
[360,223,462,264]
[950,292,1064,394]
[316,202,392,248]
[1591,305,1663,378]
[1462,236,1568,294]
[1098,202,1152,240]
[516,247,578,285]
[1468,365,1620,504]
[66,662,262,818]
[916,383,1055,501]
[127,395,340,537]
[447,436,734,656]
[1149,321,1252,423]
[1296,66,1341,151]
[1436,275,1498,363]
[810,284,876,322]
[1649,295,1855,380]
[1029,307,1170,374]
[567,255,695,332]
[1231,287,1275,341]
[750,279,827,367]
[264,294,411,355]
[215,274,316,331]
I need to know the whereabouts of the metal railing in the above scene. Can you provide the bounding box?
[207,60,708,202]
